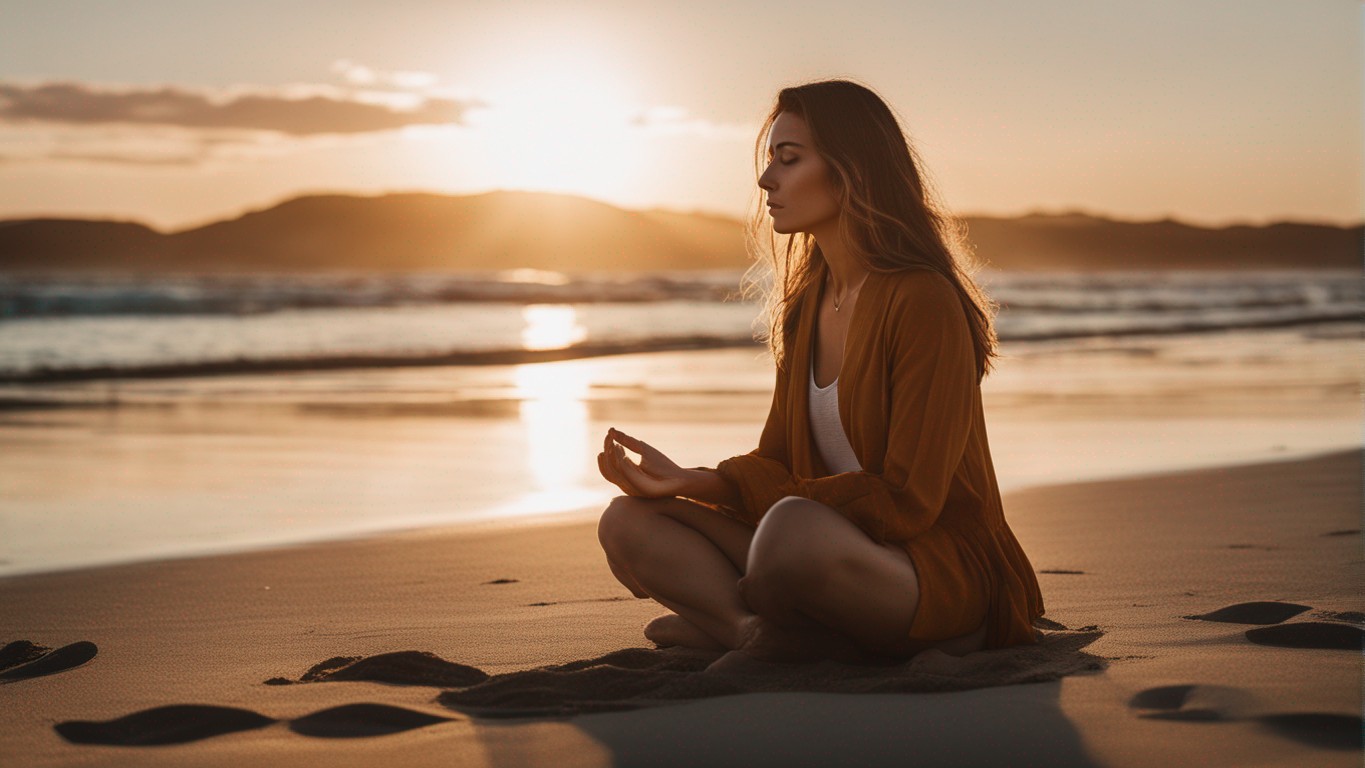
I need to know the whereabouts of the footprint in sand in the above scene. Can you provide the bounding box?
[1130,685,1363,751]
[55,703,455,745]
[0,640,98,683]
[1128,683,1254,721]
[1244,622,1363,651]
[287,703,454,738]
[1183,601,1312,625]
[1184,602,1363,649]
[56,705,276,746]
[265,650,488,687]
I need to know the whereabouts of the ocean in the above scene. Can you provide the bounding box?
[0,269,1358,383]
[1,267,1358,577]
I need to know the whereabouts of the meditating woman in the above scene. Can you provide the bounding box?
[596,79,1045,666]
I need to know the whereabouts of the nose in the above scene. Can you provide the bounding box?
[758,165,776,193]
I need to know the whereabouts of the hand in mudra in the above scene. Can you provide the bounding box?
[598,428,690,498]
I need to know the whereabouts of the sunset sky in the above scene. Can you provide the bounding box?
[1,0,1358,231]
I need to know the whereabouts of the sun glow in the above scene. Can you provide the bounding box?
[456,53,646,199]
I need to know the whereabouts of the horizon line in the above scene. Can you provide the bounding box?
[3,187,1361,234]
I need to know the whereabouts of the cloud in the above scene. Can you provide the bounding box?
[0,114,403,168]
[628,105,755,140]
[40,151,204,167]
[331,60,440,91]
[0,80,483,135]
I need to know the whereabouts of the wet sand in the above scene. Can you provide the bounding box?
[0,324,1357,577]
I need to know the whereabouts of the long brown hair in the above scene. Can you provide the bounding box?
[740,79,999,381]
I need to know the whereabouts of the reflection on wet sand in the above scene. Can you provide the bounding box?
[499,305,606,518]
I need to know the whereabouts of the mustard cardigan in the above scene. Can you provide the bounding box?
[709,267,1045,650]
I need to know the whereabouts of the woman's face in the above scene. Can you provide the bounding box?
[758,111,841,236]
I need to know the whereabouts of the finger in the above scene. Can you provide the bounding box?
[606,446,646,496]
[618,439,659,474]
[597,450,615,483]
[609,428,651,456]
[599,451,641,496]
[612,438,633,467]
[603,432,637,481]
[619,455,667,497]
[614,431,673,472]
[614,445,658,496]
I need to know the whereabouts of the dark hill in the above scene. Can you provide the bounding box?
[0,192,1358,272]
[964,212,1360,271]
[164,192,745,272]
[0,219,169,270]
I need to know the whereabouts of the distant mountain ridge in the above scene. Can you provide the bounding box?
[0,190,1358,272]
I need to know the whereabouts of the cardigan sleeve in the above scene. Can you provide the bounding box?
[714,273,976,543]
[706,359,794,526]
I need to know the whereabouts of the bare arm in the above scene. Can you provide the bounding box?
[599,429,743,515]
[678,467,744,515]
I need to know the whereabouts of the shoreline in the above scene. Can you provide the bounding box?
[0,445,1356,582]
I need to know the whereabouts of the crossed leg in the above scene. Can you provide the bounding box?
[598,493,983,661]
[598,494,755,651]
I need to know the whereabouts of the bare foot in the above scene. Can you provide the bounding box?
[643,613,727,651]
[705,615,863,672]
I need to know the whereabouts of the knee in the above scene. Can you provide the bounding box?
[746,498,831,593]
[597,495,656,558]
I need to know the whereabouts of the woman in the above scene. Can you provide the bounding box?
[596,79,1045,666]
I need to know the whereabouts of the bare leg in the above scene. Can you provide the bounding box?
[599,494,986,662]
[643,613,727,651]
[598,496,756,650]
[724,496,986,663]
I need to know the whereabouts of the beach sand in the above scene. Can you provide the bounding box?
[1,325,1361,766]
[1,450,1359,766]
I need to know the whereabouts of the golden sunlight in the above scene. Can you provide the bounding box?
[506,361,606,518]
[459,54,645,198]
[521,304,588,351]
[514,362,591,489]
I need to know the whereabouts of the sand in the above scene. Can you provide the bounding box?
[1,448,1359,766]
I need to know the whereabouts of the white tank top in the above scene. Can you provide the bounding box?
[808,364,863,475]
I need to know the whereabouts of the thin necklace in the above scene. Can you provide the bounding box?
[829,272,869,312]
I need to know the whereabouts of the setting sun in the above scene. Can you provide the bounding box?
[450,52,646,199]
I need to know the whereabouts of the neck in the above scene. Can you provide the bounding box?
[812,227,867,296]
